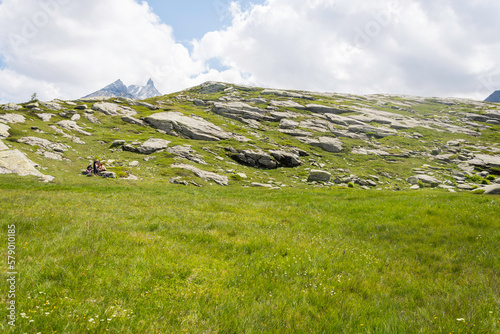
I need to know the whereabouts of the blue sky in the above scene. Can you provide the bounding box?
[146,0,263,44]
[1,0,500,103]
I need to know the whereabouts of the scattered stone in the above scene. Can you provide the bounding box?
[229,149,278,169]
[36,113,56,122]
[171,163,229,186]
[134,138,170,155]
[308,170,331,182]
[57,120,92,136]
[25,102,39,109]
[122,116,146,126]
[84,113,101,124]
[111,140,126,148]
[74,104,87,110]
[129,161,139,167]
[167,145,207,165]
[101,172,117,179]
[251,182,273,188]
[457,184,474,191]
[71,114,81,121]
[170,177,189,186]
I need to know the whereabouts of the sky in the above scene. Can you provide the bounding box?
[0,0,500,103]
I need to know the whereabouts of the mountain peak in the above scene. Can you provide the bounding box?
[485,90,500,103]
[83,79,162,100]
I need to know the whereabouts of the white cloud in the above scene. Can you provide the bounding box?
[0,0,206,103]
[1,0,500,103]
[193,0,500,99]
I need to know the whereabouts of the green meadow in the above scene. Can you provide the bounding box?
[1,175,499,333]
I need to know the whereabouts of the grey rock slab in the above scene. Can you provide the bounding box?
[299,119,331,133]
[280,119,299,129]
[278,129,313,137]
[92,102,136,116]
[306,104,352,114]
[57,120,92,136]
[468,154,500,168]
[2,103,22,111]
[40,101,63,111]
[84,113,101,124]
[136,138,171,154]
[231,150,278,169]
[0,149,45,178]
[0,123,10,139]
[145,112,231,141]
[0,140,9,151]
[308,170,331,182]
[122,116,146,127]
[167,145,207,165]
[18,137,70,152]
[269,100,305,109]
[213,102,267,120]
[484,184,500,194]
[36,113,56,122]
[199,81,227,94]
[269,111,300,121]
[261,89,312,100]
[171,163,229,186]
[269,150,302,167]
[300,136,343,153]
[0,113,25,124]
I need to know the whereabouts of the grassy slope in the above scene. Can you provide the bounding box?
[1,175,499,333]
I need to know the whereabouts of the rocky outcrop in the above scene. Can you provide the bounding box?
[261,89,312,100]
[467,154,500,169]
[144,112,232,141]
[213,102,267,121]
[269,100,305,109]
[2,103,22,111]
[0,149,53,181]
[171,163,228,186]
[137,138,171,154]
[306,104,351,114]
[0,114,25,124]
[18,137,70,152]
[92,102,136,116]
[228,149,278,169]
[269,150,302,167]
[40,101,63,111]
[36,113,56,122]
[300,136,343,153]
[199,82,227,94]
[483,184,500,195]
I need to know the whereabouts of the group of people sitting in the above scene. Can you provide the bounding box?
[86,159,106,176]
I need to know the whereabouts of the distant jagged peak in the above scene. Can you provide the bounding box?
[83,79,162,100]
[485,90,500,103]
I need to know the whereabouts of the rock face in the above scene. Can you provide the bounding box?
[0,114,25,124]
[229,150,278,169]
[300,137,343,153]
[308,170,331,182]
[171,163,228,186]
[92,102,136,116]
[145,112,232,141]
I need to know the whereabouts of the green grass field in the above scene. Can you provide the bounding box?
[1,175,499,333]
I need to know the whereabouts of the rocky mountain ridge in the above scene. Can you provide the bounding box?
[83,79,161,100]
[1,81,500,194]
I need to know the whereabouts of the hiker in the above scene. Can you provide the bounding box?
[86,164,93,176]
[93,159,100,175]
[98,162,106,173]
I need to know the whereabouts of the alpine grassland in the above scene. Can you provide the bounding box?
[1,175,499,333]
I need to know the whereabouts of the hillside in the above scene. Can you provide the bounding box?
[1,81,500,193]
